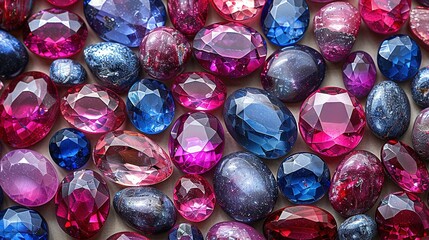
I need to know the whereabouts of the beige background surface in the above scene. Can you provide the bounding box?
[2,0,429,239]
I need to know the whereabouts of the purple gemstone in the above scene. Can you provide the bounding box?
[206,221,265,239]
[342,51,377,98]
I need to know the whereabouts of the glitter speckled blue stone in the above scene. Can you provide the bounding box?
[0,206,49,240]
[0,30,29,79]
[412,66,429,108]
[168,223,204,240]
[377,34,422,82]
[338,214,377,240]
[50,59,87,86]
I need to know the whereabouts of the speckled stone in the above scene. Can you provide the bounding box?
[413,108,429,161]
[213,151,278,223]
[338,214,377,240]
[0,30,29,80]
[50,59,87,87]
[206,221,265,240]
[168,223,204,240]
[412,66,429,108]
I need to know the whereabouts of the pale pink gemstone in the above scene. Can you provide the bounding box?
[211,0,266,22]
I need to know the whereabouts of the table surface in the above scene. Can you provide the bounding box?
[2,0,429,239]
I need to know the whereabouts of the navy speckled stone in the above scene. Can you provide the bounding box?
[50,59,87,87]
[113,187,176,235]
[366,81,411,139]
[412,66,429,108]
[0,30,28,80]
[412,108,429,161]
[168,223,203,240]
[213,151,278,223]
[338,214,377,240]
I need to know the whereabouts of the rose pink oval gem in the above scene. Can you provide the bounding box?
[211,0,266,22]
[0,149,59,207]
[93,130,174,186]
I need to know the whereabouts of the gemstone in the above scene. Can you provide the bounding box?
[376,192,429,239]
[211,0,266,22]
[93,130,173,186]
[23,8,88,59]
[338,214,377,240]
[263,205,338,239]
[50,59,87,87]
[214,152,278,223]
[47,0,78,7]
[277,152,330,204]
[55,170,110,239]
[381,140,429,193]
[366,81,411,139]
[114,187,176,234]
[206,221,265,240]
[377,34,421,81]
[168,0,208,37]
[172,72,226,111]
[314,2,361,62]
[61,84,126,134]
[261,0,309,47]
[139,27,191,80]
[261,45,325,102]
[224,87,297,159]
[0,0,33,30]
[0,71,59,148]
[410,7,429,49]
[0,187,2,207]
[329,150,384,217]
[107,232,149,240]
[419,0,429,7]
[359,0,411,34]
[342,51,377,98]
[169,223,204,240]
[413,108,429,161]
[0,206,48,240]
[412,67,429,108]
[127,79,175,134]
[84,42,140,93]
[0,30,28,80]
[0,149,59,207]
[193,22,267,78]
[169,112,225,174]
[299,87,366,157]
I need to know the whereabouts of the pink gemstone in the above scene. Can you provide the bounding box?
[211,0,266,22]
[381,140,429,193]
[193,22,267,78]
[207,221,265,240]
[107,232,149,240]
[47,0,78,7]
[342,51,377,99]
[169,112,225,174]
[23,8,88,59]
[299,87,366,157]
[173,174,216,222]
[93,130,174,186]
[61,84,126,134]
[410,7,429,50]
[0,72,59,148]
[359,0,411,34]
[172,72,227,111]
[168,0,208,37]
[55,170,110,239]
[0,149,59,207]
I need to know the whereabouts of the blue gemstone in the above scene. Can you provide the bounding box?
[0,30,28,80]
[0,206,49,240]
[277,152,330,204]
[127,78,175,134]
[168,223,204,240]
[261,0,309,47]
[412,66,429,108]
[49,128,91,170]
[50,59,87,87]
[223,87,297,159]
[338,214,377,240]
[84,0,166,47]
[377,34,421,82]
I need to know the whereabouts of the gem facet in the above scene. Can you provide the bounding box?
[412,108,429,161]
[0,30,28,80]
[410,7,429,49]
[168,0,208,37]
[0,206,48,240]
[211,0,266,22]
[107,232,149,240]
[338,214,377,240]
[206,221,265,240]
[0,0,33,30]
[169,223,204,240]
[342,51,377,99]
[412,67,429,108]
[50,59,87,87]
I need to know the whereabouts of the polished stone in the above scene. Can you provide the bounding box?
[168,0,208,37]
[47,0,78,7]
[0,0,33,30]
[0,30,28,79]
[342,51,377,99]
[412,108,429,161]
[107,232,149,240]
[50,59,87,87]
[410,7,429,49]
[338,214,377,240]
[168,223,204,240]
[0,206,48,240]
[206,221,264,240]
[412,66,429,108]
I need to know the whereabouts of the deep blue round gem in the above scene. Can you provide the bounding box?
[277,152,330,204]
[168,223,204,240]
[49,59,87,87]
[377,34,421,82]
[49,128,91,170]
[0,206,49,240]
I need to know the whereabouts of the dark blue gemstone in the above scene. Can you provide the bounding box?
[168,223,203,240]
[49,59,87,86]
[0,30,28,80]
[412,66,429,108]
[49,128,90,170]
[0,206,49,240]
[338,214,377,240]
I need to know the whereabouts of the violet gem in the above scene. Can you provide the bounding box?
[342,51,377,98]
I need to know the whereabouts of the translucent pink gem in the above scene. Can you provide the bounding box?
[0,149,59,207]
[172,72,226,111]
[299,87,366,157]
[60,84,126,134]
[211,0,266,22]
[410,7,429,50]
[169,112,225,174]
[342,51,377,99]
[173,174,216,222]
[93,130,174,186]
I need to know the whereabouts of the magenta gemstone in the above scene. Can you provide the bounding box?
[381,140,429,193]
[0,149,59,207]
[107,232,149,240]
[193,22,267,78]
[61,84,126,134]
[172,72,226,111]
[211,0,266,22]
[207,221,264,240]
[0,0,33,30]
[0,71,59,148]
[47,0,79,7]
[342,51,377,98]
[169,112,225,174]
[168,0,208,37]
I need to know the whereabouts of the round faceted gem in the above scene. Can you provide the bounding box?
[0,206,48,239]
[168,0,208,37]
[93,130,173,186]
[0,149,59,207]
[211,0,266,22]
[169,223,204,240]
[193,22,267,78]
[23,8,88,59]
[61,84,126,134]
[47,0,78,7]
[410,7,429,49]
[107,232,149,240]
[342,51,377,98]
[172,72,226,111]
[169,112,225,174]
[207,221,264,240]
[0,0,33,31]
[299,87,366,157]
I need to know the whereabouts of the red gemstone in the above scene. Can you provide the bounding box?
[211,0,266,22]
[47,0,79,7]
[0,0,33,30]
[410,7,429,50]
[0,71,59,148]
[168,0,208,37]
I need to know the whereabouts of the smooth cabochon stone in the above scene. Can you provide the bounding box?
[50,59,87,87]
[0,30,29,80]
[0,0,33,31]
[206,221,264,240]
[412,107,429,161]
[338,214,377,240]
[412,66,429,108]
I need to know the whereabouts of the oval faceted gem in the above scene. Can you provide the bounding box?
[169,112,225,174]
[193,22,267,78]
[342,51,377,99]
[299,87,366,157]
[168,0,208,37]
[263,205,338,239]
[107,232,149,240]
[61,84,126,134]
[410,7,429,49]
[94,130,173,186]
[0,71,59,148]
[55,170,110,239]
[0,0,33,30]
[0,206,49,239]
[211,0,266,22]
